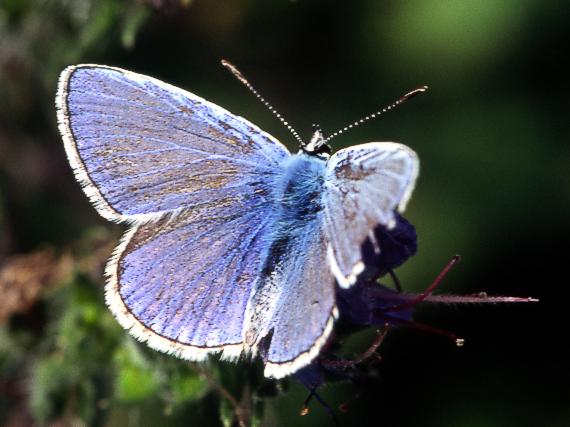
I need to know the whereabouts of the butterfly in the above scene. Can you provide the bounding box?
[55,64,419,379]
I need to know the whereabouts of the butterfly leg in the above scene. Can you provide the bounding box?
[299,385,340,427]
[320,327,388,371]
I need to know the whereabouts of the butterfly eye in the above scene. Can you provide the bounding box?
[320,143,332,156]
[300,124,332,157]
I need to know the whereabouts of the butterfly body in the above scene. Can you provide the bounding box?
[56,64,419,378]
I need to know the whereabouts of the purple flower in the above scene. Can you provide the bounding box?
[337,213,417,327]
[294,213,537,408]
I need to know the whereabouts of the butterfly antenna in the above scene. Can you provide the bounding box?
[221,59,305,145]
[323,85,428,144]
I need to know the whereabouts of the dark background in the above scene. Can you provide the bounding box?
[0,1,568,426]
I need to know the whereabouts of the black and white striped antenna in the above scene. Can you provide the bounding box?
[221,60,305,145]
[322,86,429,144]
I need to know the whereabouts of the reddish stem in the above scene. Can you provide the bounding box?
[383,255,461,312]
[322,327,388,369]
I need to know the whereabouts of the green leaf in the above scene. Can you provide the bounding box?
[115,364,161,403]
[79,0,122,51]
[114,339,161,403]
[170,372,207,404]
[29,354,79,424]
[219,398,233,427]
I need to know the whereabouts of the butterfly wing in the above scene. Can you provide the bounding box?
[56,64,289,359]
[56,64,289,222]
[323,142,419,288]
[107,202,273,360]
[244,216,337,379]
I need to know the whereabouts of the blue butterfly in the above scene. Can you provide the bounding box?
[55,64,419,379]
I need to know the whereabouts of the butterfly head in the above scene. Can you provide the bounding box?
[300,124,332,159]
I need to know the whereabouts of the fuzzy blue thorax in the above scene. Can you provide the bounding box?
[261,153,327,273]
[274,153,326,226]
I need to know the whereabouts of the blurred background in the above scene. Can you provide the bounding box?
[0,1,568,426]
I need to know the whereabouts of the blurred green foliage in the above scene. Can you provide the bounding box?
[0,0,153,122]
[0,0,568,426]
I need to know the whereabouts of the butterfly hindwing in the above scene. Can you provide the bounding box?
[106,198,274,360]
[243,219,337,378]
[242,155,337,378]
[262,226,337,378]
[323,142,419,287]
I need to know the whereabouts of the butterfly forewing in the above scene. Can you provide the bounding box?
[56,65,289,222]
[323,142,419,288]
